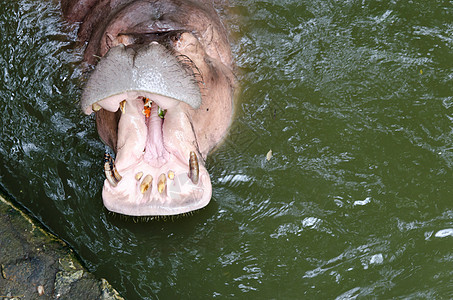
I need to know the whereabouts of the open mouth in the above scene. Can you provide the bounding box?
[82,42,212,216]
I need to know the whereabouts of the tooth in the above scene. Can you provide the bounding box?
[120,100,126,114]
[92,102,101,112]
[158,173,166,194]
[104,161,117,186]
[188,151,199,184]
[135,172,143,181]
[112,164,122,182]
[140,175,153,194]
[167,170,175,180]
[104,153,122,186]
[105,154,122,182]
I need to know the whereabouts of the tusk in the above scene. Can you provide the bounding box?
[140,175,153,194]
[104,160,117,187]
[188,151,199,184]
[157,173,167,194]
[119,100,126,114]
[92,102,102,112]
[112,162,122,182]
[104,153,122,186]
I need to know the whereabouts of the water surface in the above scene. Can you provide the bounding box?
[0,0,452,298]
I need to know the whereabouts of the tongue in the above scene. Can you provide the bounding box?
[144,102,170,167]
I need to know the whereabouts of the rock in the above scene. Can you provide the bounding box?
[0,193,123,299]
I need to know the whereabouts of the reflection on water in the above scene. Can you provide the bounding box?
[0,0,452,298]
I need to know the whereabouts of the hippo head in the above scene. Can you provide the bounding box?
[75,0,235,216]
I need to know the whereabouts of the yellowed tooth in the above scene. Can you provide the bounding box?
[188,151,199,184]
[103,153,122,186]
[140,175,153,194]
[168,170,175,180]
[104,161,117,187]
[112,164,122,182]
[135,172,143,181]
[92,102,102,112]
[158,173,167,194]
[120,100,126,114]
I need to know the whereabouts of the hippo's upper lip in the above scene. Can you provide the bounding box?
[81,42,201,115]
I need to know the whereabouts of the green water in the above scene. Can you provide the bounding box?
[1,0,452,298]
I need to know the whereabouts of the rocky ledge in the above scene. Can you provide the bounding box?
[0,194,123,299]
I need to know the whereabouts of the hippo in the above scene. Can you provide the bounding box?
[62,0,235,216]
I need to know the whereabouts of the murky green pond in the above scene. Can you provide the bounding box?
[1,0,452,298]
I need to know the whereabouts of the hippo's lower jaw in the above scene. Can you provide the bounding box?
[82,42,213,216]
[101,98,212,217]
